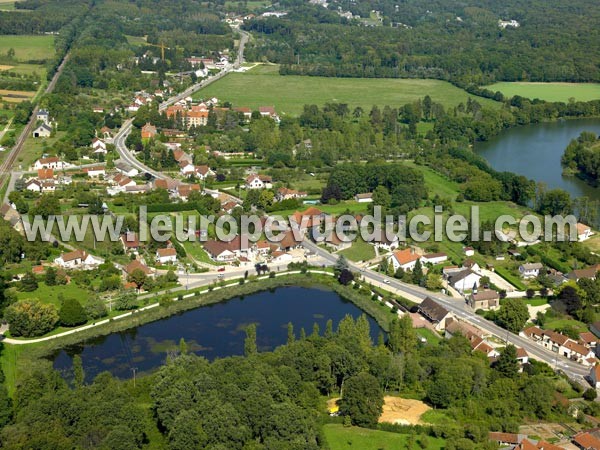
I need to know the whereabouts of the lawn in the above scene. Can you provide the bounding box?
[0,35,55,61]
[484,82,600,103]
[545,318,589,333]
[125,35,147,46]
[338,238,376,262]
[198,64,501,116]
[416,327,442,345]
[323,424,445,450]
[0,0,15,10]
[181,241,220,266]
[15,281,91,308]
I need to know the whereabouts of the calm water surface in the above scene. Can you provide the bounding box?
[53,286,382,381]
[475,118,600,200]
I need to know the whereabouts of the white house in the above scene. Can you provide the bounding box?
[156,247,177,264]
[84,166,106,178]
[577,223,593,242]
[54,249,99,269]
[32,123,52,138]
[523,326,597,366]
[179,160,196,176]
[195,165,215,180]
[33,157,64,170]
[36,109,50,124]
[448,269,482,293]
[373,232,400,252]
[91,138,107,154]
[519,262,543,279]
[115,161,139,177]
[420,252,448,265]
[25,179,42,193]
[245,174,272,189]
[388,248,420,271]
[463,246,475,257]
[354,193,373,203]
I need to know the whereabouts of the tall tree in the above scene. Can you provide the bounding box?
[244,323,257,356]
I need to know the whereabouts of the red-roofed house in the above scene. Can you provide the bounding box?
[156,247,177,264]
[388,248,420,271]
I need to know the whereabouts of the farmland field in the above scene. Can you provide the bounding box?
[197,64,501,115]
[484,82,600,103]
[0,0,17,10]
[0,35,55,61]
[323,424,445,450]
[0,88,35,102]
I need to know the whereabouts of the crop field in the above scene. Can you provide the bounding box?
[485,82,600,102]
[0,35,54,61]
[198,64,501,115]
[0,0,17,10]
[0,88,35,102]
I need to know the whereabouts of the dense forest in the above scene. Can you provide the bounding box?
[243,0,600,84]
[0,315,590,449]
[562,132,600,186]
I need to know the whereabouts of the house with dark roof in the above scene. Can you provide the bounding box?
[418,297,452,331]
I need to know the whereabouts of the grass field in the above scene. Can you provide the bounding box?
[0,0,17,10]
[0,88,35,103]
[338,239,376,262]
[485,82,600,103]
[14,281,91,308]
[0,35,55,61]
[125,35,147,46]
[198,64,501,115]
[323,424,445,450]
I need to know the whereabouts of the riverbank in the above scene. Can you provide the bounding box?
[0,270,400,393]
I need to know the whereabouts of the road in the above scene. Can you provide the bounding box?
[1,54,70,202]
[301,239,591,383]
[112,29,250,178]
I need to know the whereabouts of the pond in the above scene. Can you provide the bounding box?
[475,118,600,200]
[53,286,383,382]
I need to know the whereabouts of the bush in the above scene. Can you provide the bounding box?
[584,388,598,401]
[85,297,108,320]
[5,300,59,337]
[59,298,88,327]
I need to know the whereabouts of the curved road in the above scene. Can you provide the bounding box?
[113,29,250,177]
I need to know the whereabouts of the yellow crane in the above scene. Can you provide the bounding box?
[145,42,169,61]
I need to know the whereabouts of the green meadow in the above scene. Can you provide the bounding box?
[485,81,600,102]
[0,34,55,61]
[323,424,445,450]
[198,64,501,115]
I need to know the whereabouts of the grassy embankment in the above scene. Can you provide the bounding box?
[198,63,501,115]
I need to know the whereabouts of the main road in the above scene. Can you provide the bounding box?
[301,239,591,383]
[113,29,250,177]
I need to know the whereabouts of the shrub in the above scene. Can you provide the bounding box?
[59,298,88,327]
[5,300,58,337]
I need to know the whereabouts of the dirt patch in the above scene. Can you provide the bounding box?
[0,65,14,71]
[0,89,35,103]
[327,397,340,414]
[378,396,431,425]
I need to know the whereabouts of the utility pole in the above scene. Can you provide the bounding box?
[131,367,137,388]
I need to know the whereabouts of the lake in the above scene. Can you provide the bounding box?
[475,118,600,200]
[53,286,383,381]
